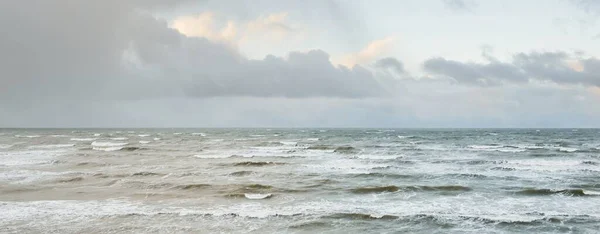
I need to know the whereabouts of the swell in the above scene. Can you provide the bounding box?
[231,161,285,167]
[515,189,592,196]
[350,185,472,194]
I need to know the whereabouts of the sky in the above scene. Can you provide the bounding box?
[0,0,599,128]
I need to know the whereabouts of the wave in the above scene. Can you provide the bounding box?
[91,141,128,147]
[307,145,333,150]
[57,177,84,183]
[174,183,272,191]
[333,146,357,153]
[0,144,14,149]
[229,171,254,176]
[243,193,273,200]
[232,161,284,167]
[92,146,124,152]
[515,189,590,196]
[15,135,41,138]
[192,133,207,136]
[70,138,97,142]
[350,185,472,194]
[91,146,142,152]
[467,145,526,153]
[110,137,128,141]
[324,213,399,220]
[582,161,598,165]
[137,134,150,137]
[351,173,415,179]
[131,172,166,177]
[139,141,150,144]
[557,147,579,153]
[280,141,297,146]
[350,185,400,194]
[28,144,75,149]
[305,138,319,141]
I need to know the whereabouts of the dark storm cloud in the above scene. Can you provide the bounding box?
[0,0,389,102]
[423,51,600,87]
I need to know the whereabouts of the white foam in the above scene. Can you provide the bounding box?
[70,138,97,142]
[192,133,207,136]
[93,133,101,137]
[0,150,64,166]
[28,144,74,149]
[92,146,123,152]
[139,141,150,144]
[110,137,128,141]
[557,147,578,153]
[193,154,232,159]
[0,144,13,149]
[153,138,161,141]
[15,135,40,138]
[280,141,297,146]
[305,138,319,141]
[137,134,150,137]
[468,145,503,149]
[244,193,272,200]
[91,141,128,147]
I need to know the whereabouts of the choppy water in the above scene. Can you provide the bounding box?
[1,128,600,233]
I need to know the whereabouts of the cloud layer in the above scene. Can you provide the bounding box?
[424,51,600,87]
[0,0,391,102]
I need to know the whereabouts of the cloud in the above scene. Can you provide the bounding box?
[423,51,600,87]
[171,11,297,46]
[0,0,390,103]
[374,57,406,77]
[571,0,600,15]
[442,0,477,12]
[337,36,396,68]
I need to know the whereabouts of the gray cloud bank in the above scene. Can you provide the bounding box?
[424,52,600,87]
[0,0,389,103]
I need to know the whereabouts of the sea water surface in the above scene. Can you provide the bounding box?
[1,128,599,233]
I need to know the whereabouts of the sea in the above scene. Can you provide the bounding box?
[1,128,599,233]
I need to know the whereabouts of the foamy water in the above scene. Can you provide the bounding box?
[1,128,599,233]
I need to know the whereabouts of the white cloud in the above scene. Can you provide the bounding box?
[335,36,396,68]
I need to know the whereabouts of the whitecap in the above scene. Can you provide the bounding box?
[280,141,297,146]
[137,134,150,137]
[91,141,128,147]
[139,141,150,144]
[244,193,272,200]
[306,138,319,141]
[15,135,40,138]
[93,133,101,137]
[92,146,123,152]
[110,137,128,141]
[192,133,207,136]
[468,145,503,149]
[193,154,233,159]
[558,147,578,153]
[0,144,13,149]
[70,138,97,142]
[153,138,161,141]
